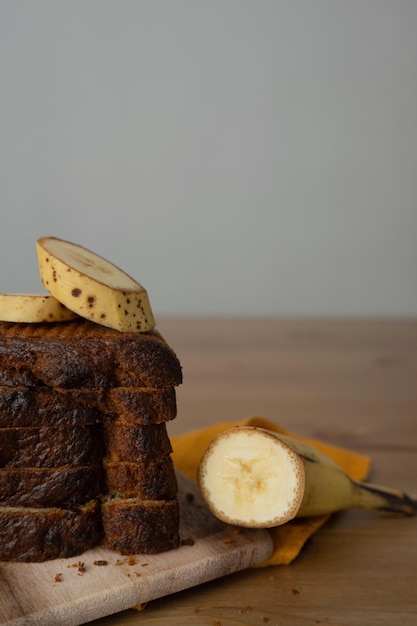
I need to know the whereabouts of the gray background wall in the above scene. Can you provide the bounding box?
[1,1,416,317]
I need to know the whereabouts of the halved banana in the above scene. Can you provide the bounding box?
[197,426,416,528]
[36,237,155,333]
[0,293,79,323]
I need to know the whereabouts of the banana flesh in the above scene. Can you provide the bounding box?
[198,427,305,527]
[197,427,416,528]
[37,237,155,333]
[0,293,78,323]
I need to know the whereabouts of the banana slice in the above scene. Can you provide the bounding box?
[197,427,305,528]
[197,426,416,528]
[0,293,79,323]
[36,237,155,333]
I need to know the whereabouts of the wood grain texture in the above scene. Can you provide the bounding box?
[88,316,417,626]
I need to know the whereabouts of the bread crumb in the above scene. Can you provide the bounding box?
[93,560,108,566]
[115,556,138,567]
[180,537,195,546]
[54,573,62,583]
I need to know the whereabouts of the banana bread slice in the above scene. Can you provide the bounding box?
[101,496,180,555]
[0,319,182,388]
[0,466,103,508]
[0,386,101,427]
[0,499,102,562]
[102,421,172,462]
[103,457,178,500]
[0,385,177,427]
[101,386,177,424]
[0,425,103,467]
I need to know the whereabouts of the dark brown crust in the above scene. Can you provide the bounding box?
[0,386,101,427]
[0,466,104,508]
[0,425,103,468]
[102,422,172,462]
[0,499,102,562]
[0,319,182,388]
[101,386,178,424]
[103,457,178,500]
[0,386,177,427]
[101,497,180,555]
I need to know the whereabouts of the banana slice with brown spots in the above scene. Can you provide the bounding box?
[0,293,78,323]
[37,237,155,333]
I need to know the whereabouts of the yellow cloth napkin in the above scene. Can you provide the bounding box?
[171,416,371,566]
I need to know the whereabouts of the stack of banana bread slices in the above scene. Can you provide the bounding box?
[0,317,182,562]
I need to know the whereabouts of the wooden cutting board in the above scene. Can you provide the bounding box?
[0,471,273,626]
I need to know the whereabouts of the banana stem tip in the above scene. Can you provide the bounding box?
[354,482,417,517]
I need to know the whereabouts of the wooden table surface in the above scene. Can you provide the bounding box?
[92,316,417,626]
